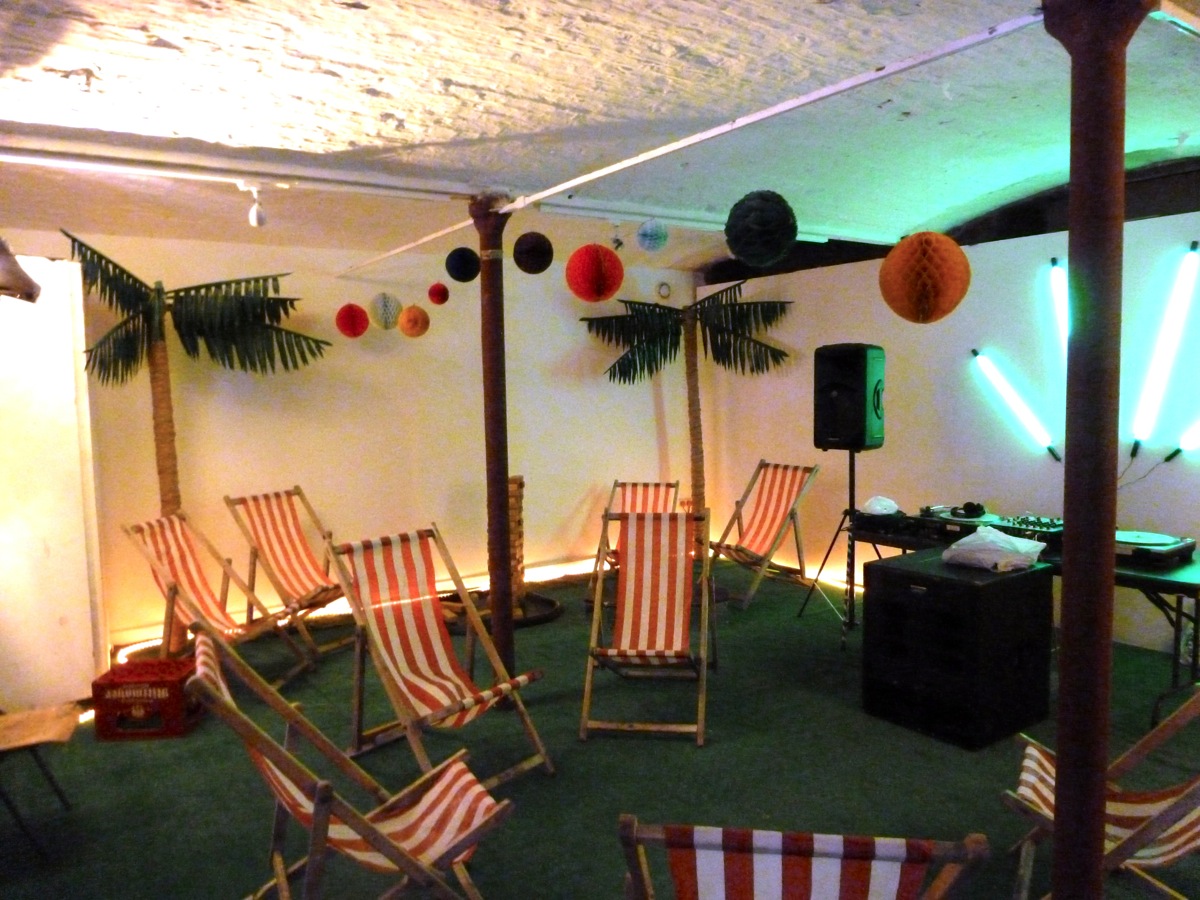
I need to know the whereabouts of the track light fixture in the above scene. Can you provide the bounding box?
[0,237,40,302]
[238,181,266,228]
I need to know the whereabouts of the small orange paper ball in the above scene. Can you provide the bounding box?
[399,305,430,337]
[565,243,624,302]
[878,231,971,324]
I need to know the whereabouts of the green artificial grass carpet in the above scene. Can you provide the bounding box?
[2,563,1198,898]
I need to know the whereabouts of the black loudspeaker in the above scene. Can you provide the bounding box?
[814,343,885,451]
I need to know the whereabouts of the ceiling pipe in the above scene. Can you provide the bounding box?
[0,238,40,302]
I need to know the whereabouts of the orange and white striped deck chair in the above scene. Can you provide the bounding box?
[711,460,819,607]
[224,485,351,657]
[1002,684,1200,899]
[185,620,513,900]
[124,512,314,687]
[329,524,553,789]
[581,511,715,746]
[589,480,680,594]
[618,813,989,900]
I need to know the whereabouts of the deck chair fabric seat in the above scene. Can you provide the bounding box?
[581,511,715,745]
[330,525,553,789]
[124,512,315,687]
[1002,684,1200,898]
[711,460,819,607]
[186,621,512,899]
[224,486,351,657]
[618,814,989,900]
[590,480,680,594]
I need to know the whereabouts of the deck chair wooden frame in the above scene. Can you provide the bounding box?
[1002,683,1200,899]
[711,460,819,607]
[185,620,513,900]
[328,523,554,789]
[580,511,715,746]
[589,480,680,594]
[618,813,989,900]
[224,485,352,657]
[124,512,315,688]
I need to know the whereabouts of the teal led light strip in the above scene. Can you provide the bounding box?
[1050,257,1069,362]
[1131,242,1200,456]
[971,349,1062,461]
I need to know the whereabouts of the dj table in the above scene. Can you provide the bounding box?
[851,508,1199,723]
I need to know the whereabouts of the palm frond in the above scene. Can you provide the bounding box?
[700,326,790,375]
[62,230,152,316]
[167,274,288,298]
[696,280,745,305]
[190,322,330,374]
[581,300,680,349]
[582,300,684,383]
[84,313,152,384]
[697,298,792,334]
[605,331,683,383]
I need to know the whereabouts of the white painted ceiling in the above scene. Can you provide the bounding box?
[1,1,1199,280]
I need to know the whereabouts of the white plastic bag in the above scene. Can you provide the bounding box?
[941,525,1046,571]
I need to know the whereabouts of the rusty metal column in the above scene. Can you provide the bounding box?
[470,193,516,674]
[1043,2,1151,896]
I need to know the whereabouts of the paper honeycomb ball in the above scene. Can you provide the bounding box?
[636,219,669,252]
[399,305,431,337]
[565,243,624,302]
[370,292,402,329]
[445,247,481,282]
[428,282,450,305]
[335,303,370,338]
[513,231,554,274]
[724,190,797,268]
[878,231,972,324]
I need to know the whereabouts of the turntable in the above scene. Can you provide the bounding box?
[1114,530,1196,566]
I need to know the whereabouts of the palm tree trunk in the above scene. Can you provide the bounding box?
[148,331,186,652]
[683,308,705,512]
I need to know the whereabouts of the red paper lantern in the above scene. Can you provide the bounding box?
[878,231,972,324]
[399,305,430,337]
[565,243,624,302]
[428,282,450,305]
[335,303,370,338]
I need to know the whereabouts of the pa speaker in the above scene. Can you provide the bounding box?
[814,343,885,451]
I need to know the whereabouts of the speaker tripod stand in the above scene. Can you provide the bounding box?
[799,449,860,646]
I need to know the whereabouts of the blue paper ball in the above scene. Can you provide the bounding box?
[636,219,669,252]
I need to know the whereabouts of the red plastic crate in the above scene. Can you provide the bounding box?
[92,657,202,740]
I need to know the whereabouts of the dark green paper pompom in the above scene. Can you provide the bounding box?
[724,190,798,268]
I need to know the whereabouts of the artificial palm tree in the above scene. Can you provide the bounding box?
[66,230,330,519]
[582,280,790,512]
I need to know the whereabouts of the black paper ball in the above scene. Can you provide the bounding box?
[724,190,798,268]
[513,231,554,274]
[445,246,481,282]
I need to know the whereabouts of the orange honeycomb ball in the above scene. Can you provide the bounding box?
[878,231,971,324]
[399,305,430,337]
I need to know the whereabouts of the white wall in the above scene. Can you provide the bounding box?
[8,211,1199,658]
[707,210,1200,653]
[0,258,103,707]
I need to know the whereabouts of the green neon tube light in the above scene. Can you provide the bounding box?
[1050,257,1069,361]
[971,349,1061,460]
[1131,241,1200,452]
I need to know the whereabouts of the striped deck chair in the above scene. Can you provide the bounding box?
[185,620,513,900]
[589,480,681,595]
[124,512,315,687]
[580,511,715,746]
[224,486,352,657]
[618,813,989,900]
[711,460,819,607]
[1003,684,1200,899]
[329,524,553,789]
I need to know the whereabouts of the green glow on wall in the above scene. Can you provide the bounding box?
[971,349,1061,460]
[1132,243,1200,445]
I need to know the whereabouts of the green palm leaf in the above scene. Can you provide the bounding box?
[83,313,152,385]
[62,230,152,316]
